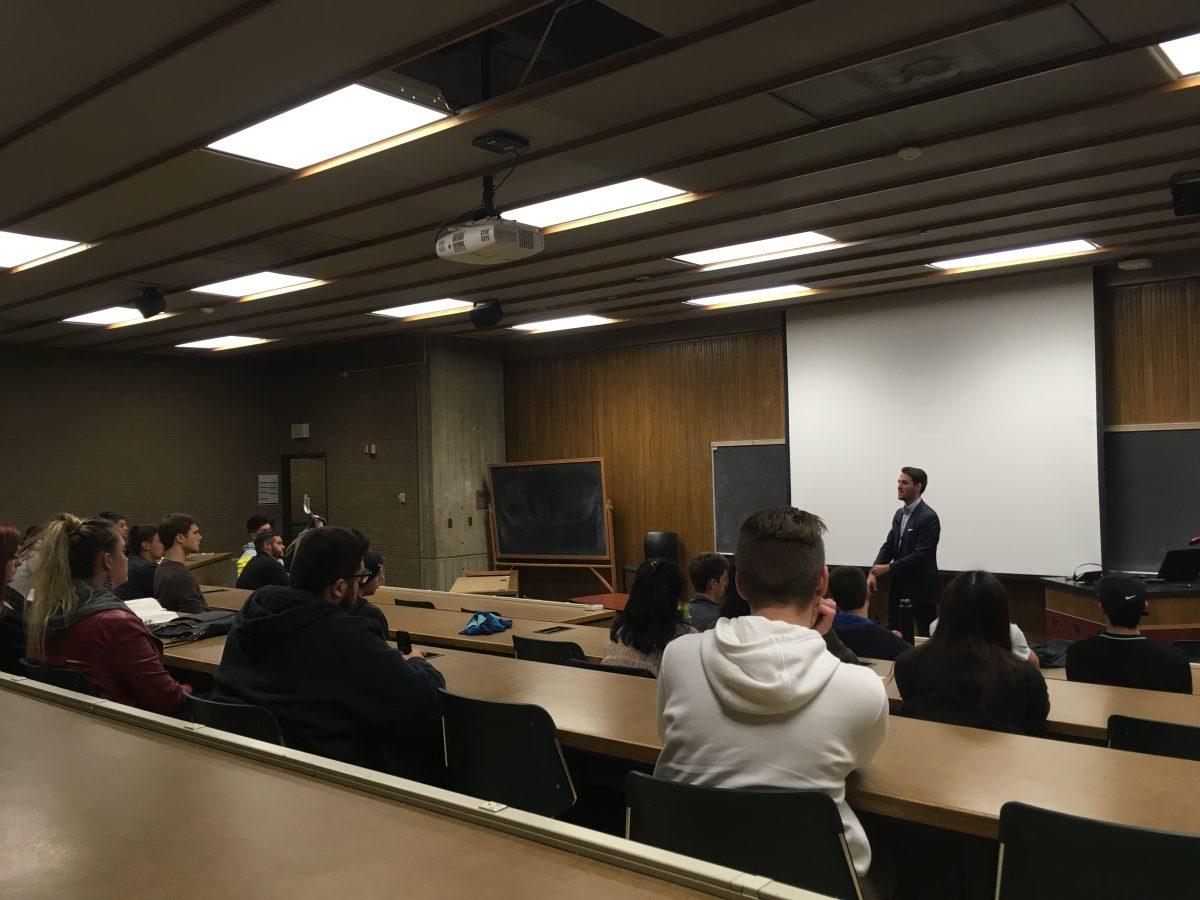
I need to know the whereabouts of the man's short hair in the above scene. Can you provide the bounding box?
[827,566,868,612]
[158,513,197,549]
[126,524,158,557]
[246,515,271,535]
[289,526,367,596]
[252,529,277,553]
[1097,575,1146,629]
[688,552,730,593]
[735,507,826,607]
[902,466,928,494]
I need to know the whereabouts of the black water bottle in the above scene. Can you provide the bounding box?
[898,598,915,645]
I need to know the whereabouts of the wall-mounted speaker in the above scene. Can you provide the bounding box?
[469,298,504,329]
[135,287,166,319]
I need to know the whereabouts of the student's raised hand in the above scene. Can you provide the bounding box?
[812,596,838,635]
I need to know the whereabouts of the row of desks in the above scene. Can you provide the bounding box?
[162,638,1200,840]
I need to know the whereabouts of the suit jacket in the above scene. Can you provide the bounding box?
[874,500,941,609]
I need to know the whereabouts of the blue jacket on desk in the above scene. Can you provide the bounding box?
[214,584,445,779]
[874,500,941,613]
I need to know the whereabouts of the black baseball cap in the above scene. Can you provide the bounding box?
[1096,575,1146,621]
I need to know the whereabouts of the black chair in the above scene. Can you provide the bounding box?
[512,635,585,665]
[187,694,286,746]
[394,598,435,609]
[20,659,99,696]
[1172,640,1200,663]
[996,801,1200,898]
[624,772,860,899]
[623,531,681,587]
[1108,714,1200,762]
[440,689,575,817]
[565,657,654,678]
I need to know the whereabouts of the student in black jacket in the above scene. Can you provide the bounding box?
[234,530,289,591]
[115,525,164,601]
[829,566,911,660]
[347,549,389,636]
[215,527,445,779]
[895,571,1048,735]
[1066,575,1191,694]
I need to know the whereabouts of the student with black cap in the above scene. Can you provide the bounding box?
[1066,575,1191,694]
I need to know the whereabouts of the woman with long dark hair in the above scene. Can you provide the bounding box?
[25,515,189,713]
[602,559,693,675]
[894,570,1048,734]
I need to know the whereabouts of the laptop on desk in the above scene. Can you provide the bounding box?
[1143,548,1200,584]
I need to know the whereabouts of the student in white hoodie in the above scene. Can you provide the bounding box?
[654,507,889,879]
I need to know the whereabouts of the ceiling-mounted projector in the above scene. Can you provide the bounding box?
[435,218,544,265]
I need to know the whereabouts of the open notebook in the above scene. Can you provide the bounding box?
[122,597,178,626]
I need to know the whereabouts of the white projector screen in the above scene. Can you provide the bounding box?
[786,269,1101,576]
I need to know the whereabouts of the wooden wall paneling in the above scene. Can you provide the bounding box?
[504,330,785,599]
[1103,279,1200,427]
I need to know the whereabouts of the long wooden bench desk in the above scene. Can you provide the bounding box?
[202,585,612,626]
[0,683,806,900]
[1041,661,1200,694]
[157,641,1200,840]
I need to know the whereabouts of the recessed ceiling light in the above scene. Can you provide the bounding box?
[63,306,170,327]
[207,84,446,170]
[507,178,686,230]
[510,314,617,334]
[191,271,323,300]
[928,239,1099,273]
[0,230,88,269]
[672,231,840,270]
[1158,33,1200,77]
[176,336,273,351]
[372,299,473,321]
[684,284,815,309]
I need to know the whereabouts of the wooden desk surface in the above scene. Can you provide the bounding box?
[0,688,704,899]
[185,551,232,570]
[191,595,612,661]
[377,585,612,624]
[201,585,250,609]
[1041,662,1200,694]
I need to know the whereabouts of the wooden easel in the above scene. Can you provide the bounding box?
[486,457,619,593]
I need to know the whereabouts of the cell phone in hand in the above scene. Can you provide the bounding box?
[395,630,413,654]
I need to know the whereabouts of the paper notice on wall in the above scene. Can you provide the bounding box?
[258,472,280,505]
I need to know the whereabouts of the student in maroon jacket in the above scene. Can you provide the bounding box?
[25,515,189,714]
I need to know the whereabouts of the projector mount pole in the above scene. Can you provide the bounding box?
[478,33,497,219]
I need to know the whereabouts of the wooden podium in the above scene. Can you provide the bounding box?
[1042,577,1200,643]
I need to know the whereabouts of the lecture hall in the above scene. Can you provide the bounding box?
[3,2,1200,898]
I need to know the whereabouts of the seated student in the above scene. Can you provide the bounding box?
[895,571,1049,735]
[235,530,288,591]
[153,513,209,614]
[718,560,750,619]
[9,513,71,599]
[115,524,164,601]
[929,614,1039,666]
[655,508,887,878]
[602,560,694,676]
[347,550,389,636]
[98,510,129,542]
[1,522,27,674]
[1066,575,1191,694]
[684,553,729,632]
[214,527,444,777]
[24,515,189,713]
[830,565,911,661]
[235,515,272,578]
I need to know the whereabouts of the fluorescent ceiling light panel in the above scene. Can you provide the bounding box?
[685,284,814,309]
[176,336,272,351]
[673,231,838,269]
[928,239,1098,272]
[511,314,617,334]
[372,299,472,320]
[191,271,320,298]
[64,306,144,326]
[0,230,85,268]
[207,84,446,169]
[1159,33,1200,76]
[507,178,685,228]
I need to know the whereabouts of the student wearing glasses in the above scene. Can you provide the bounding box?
[214,527,444,778]
[347,549,389,636]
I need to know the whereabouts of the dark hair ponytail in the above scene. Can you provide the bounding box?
[610,559,685,654]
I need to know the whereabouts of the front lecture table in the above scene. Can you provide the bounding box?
[0,687,711,900]
[1042,576,1200,643]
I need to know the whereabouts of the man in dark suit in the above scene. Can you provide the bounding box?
[869,467,940,635]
